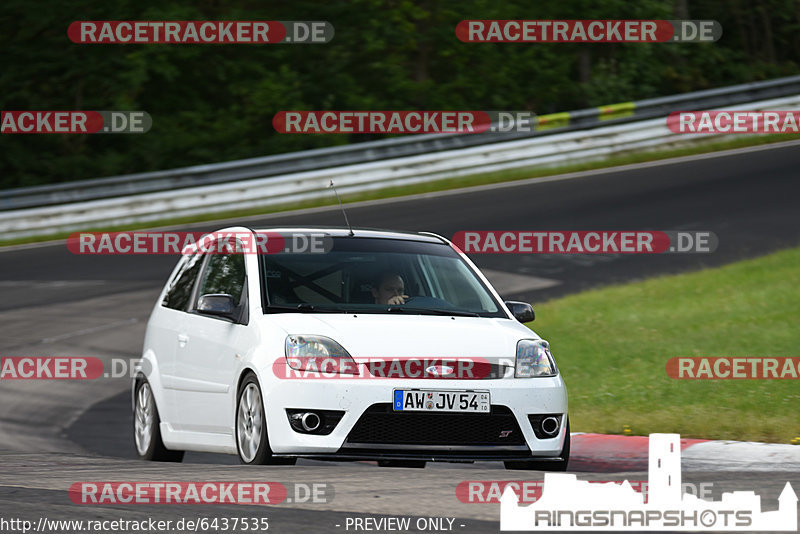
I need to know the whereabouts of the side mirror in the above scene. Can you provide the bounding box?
[505,301,535,323]
[197,294,237,320]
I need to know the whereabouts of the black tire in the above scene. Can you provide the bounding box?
[377,460,426,468]
[235,374,296,465]
[133,379,184,462]
[505,418,570,471]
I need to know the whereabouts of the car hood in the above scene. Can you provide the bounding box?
[260,313,538,363]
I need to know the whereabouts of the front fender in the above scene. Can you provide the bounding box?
[131,349,171,423]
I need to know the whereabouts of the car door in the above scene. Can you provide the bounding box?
[173,245,250,435]
[152,251,204,426]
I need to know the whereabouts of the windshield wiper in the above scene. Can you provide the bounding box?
[385,306,480,317]
[266,304,349,313]
[265,304,315,312]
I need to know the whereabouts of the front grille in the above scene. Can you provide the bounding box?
[345,403,525,446]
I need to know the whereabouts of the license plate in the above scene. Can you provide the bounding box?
[393,389,490,413]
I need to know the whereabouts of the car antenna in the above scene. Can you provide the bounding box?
[329,179,354,236]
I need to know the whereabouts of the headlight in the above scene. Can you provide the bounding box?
[284,335,358,374]
[515,339,558,378]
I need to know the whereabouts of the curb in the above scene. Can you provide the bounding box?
[570,433,800,472]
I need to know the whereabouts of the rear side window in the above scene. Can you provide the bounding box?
[162,253,203,310]
[197,252,246,304]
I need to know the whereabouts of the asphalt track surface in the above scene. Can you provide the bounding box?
[1,142,800,533]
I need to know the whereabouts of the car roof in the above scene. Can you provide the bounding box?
[248,227,447,244]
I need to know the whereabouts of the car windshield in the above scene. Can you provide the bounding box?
[259,236,505,317]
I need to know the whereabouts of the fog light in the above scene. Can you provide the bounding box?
[286,409,344,435]
[528,414,563,439]
[300,412,321,431]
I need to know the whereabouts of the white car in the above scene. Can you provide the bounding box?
[132,227,569,469]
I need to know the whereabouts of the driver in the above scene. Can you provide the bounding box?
[371,272,409,305]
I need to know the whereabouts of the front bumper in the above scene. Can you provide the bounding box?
[262,375,568,460]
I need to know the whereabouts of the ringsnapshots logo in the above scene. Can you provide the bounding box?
[500,433,798,531]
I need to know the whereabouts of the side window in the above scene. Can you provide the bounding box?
[162,253,203,311]
[197,252,246,305]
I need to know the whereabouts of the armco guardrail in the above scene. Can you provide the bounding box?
[3,75,800,213]
[3,93,800,240]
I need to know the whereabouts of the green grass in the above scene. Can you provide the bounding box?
[3,133,799,247]
[531,245,800,443]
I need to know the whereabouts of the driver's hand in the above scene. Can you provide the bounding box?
[387,295,409,305]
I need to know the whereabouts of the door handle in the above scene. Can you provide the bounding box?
[177,334,189,346]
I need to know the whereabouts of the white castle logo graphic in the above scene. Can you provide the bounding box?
[500,433,798,531]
